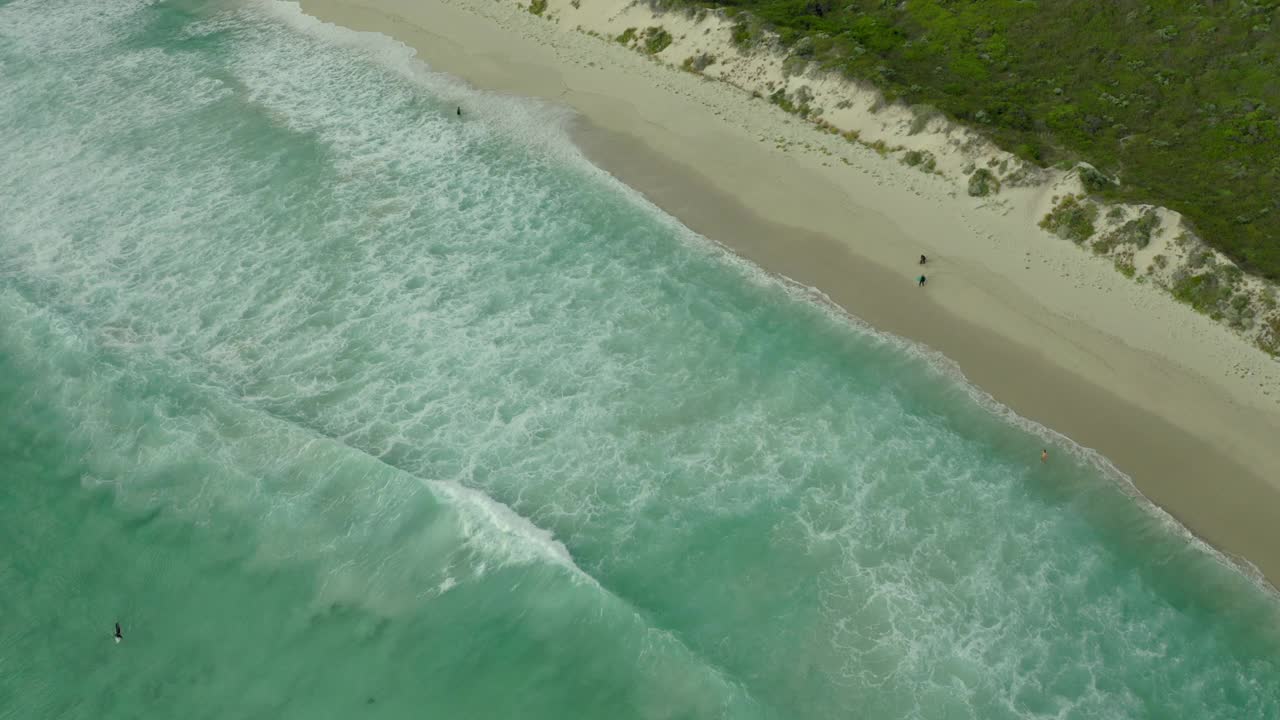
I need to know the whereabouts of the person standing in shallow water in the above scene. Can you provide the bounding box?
[114,622,122,643]
[456,106,462,117]
[1041,448,1049,463]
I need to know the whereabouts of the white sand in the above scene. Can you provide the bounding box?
[297,0,1280,587]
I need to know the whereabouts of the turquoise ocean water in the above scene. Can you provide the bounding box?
[1,1,1278,717]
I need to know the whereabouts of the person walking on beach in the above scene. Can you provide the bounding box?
[919,254,927,265]
[1041,448,1048,463]
[114,622,123,643]
[917,274,927,287]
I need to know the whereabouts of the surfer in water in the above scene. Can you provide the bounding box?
[114,622,122,643]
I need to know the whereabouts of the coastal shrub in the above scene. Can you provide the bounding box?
[1226,292,1256,330]
[1171,268,1236,319]
[782,54,809,77]
[1039,194,1098,243]
[768,88,796,114]
[901,149,936,173]
[616,27,637,45]
[1258,314,1280,356]
[1078,165,1114,193]
[1187,246,1216,270]
[528,0,547,15]
[682,53,716,73]
[1094,209,1162,254]
[1001,161,1043,188]
[967,168,999,197]
[730,22,756,50]
[908,105,939,135]
[1114,252,1137,278]
[1264,289,1279,311]
[643,27,673,55]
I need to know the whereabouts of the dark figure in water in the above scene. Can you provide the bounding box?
[919,254,927,265]
[114,623,123,642]
[918,275,927,287]
[456,106,462,117]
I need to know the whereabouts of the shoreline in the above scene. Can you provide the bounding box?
[296,0,1280,587]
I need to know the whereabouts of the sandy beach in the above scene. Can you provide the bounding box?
[298,0,1280,587]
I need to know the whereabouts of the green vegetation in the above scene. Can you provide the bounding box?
[528,0,547,15]
[967,168,999,197]
[1259,314,1280,355]
[1040,194,1098,243]
[664,0,1280,279]
[1114,252,1137,278]
[1093,208,1161,254]
[643,26,673,54]
[682,53,717,72]
[769,86,817,117]
[1170,264,1252,324]
[730,21,760,50]
[1078,165,1114,193]
[901,149,936,173]
[616,27,637,44]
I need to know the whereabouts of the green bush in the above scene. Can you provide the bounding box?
[769,88,796,114]
[782,54,809,77]
[616,27,637,44]
[643,27,673,54]
[908,105,939,135]
[1258,314,1280,356]
[1094,209,1161,253]
[1078,165,1113,193]
[967,168,999,197]
[1264,290,1279,311]
[528,0,547,15]
[901,149,936,173]
[1039,194,1098,243]
[682,53,717,72]
[1114,253,1137,278]
[1171,267,1238,319]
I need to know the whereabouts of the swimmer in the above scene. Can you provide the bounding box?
[1041,448,1048,463]
[114,622,122,643]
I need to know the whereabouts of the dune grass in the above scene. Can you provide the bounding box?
[667,0,1280,279]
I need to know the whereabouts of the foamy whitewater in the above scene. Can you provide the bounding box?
[1,1,1278,717]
